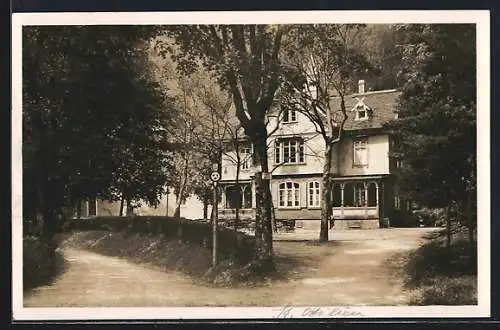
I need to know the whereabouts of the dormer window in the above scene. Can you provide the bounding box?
[352,100,371,121]
[356,105,367,120]
[282,109,297,123]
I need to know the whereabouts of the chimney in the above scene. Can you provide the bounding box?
[358,80,365,94]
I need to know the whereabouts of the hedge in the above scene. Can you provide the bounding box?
[65,216,255,265]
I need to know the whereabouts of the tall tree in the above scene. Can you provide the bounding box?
[22,26,174,240]
[386,24,476,249]
[280,24,372,241]
[158,25,289,269]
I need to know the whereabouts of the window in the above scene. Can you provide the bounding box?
[279,182,300,208]
[354,104,369,121]
[282,109,297,123]
[394,195,401,210]
[308,182,321,207]
[240,143,252,170]
[353,138,368,167]
[275,138,305,164]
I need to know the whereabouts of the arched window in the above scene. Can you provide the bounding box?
[332,183,342,207]
[279,182,300,208]
[367,182,378,207]
[308,181,321,207]
[343,183,354,207]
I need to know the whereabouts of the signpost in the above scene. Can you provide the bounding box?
[210,163,221,266]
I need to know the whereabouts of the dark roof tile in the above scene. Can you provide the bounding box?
[330,89,401,131]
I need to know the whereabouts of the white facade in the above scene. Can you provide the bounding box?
[219,87,401,229]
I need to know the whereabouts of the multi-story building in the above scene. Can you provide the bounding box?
[218,80,406,229]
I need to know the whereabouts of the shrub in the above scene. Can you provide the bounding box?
[65,216,255,266]
[410,276,477,305]
[412,208,445,227]
[388,230,478,305]
[388,210,418,227]
[23,236,65,291]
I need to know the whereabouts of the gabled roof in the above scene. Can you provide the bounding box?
[221,88,401,142]
[330,89,401,131]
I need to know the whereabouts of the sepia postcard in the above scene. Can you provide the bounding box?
[12,10,490,321]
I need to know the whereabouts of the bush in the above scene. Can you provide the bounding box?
[23,236,65,291]
[65,216,255,266]
[388,210,418,227]
[388,231,477,305]
[410,276,477,305]
[412,208,445,227]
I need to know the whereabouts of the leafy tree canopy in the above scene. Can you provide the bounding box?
[23,25,175,233]
[386,24,476,208]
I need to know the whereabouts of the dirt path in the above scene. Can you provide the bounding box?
[23,228,436,307]
[275,228,435,306]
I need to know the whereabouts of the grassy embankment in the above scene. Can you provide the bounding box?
[389,228,477,305]
[53,216,280,287]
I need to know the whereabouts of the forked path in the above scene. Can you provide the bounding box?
[24,228,436,307]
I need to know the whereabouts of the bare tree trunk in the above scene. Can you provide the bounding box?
[119,195,125,216]
[165,189,169,217]
[233,131,241,231]
[320,145,334,242]
[76,199,82,219]
[466,194,475,259]
[174,154,190,219]
[445,206,452,251]
[235,159,241,231]
[174,193,181,218]
[203,199,209,220]
[271,202,277,233]
[251,131,274,269]
[41,187,60,256]
[126,199,134,216]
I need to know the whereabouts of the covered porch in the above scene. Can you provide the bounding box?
[218,181,255,220]
[330,176,386,228]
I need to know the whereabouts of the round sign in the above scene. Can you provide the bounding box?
[210,171,221,182]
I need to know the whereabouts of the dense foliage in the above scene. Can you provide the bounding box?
[22,26,175,238]
[386,24,476,245]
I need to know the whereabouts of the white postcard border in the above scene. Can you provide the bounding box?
[11,10,491,321]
